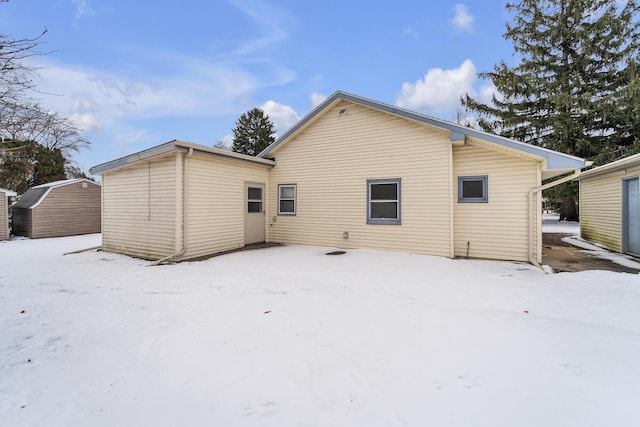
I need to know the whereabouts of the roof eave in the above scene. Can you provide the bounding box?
[578,153,640,180]
[257,91,587,172]
[0,188,17,197]
[90,141,180,175]
[258,94,346,158]
[90,139,274,175]
[173,140,275,166]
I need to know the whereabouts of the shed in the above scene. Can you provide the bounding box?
[11,178,101,238]
[578,153,640,256]
[1,188,17,241]
[91,91,586,265]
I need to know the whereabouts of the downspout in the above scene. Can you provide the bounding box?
[448,137,455,258]
[149,147,193,266]
[528,169,582,266]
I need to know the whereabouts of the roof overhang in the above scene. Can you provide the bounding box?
[577,152,640,180]
[32,178,99,190]
[258,91,586,179]
[0,188,17,197]
[90,139,275,175]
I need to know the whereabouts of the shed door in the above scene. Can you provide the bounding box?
[245,184,265,245]
[624,177,640,254]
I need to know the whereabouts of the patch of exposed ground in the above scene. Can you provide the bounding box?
[542,233,639,274]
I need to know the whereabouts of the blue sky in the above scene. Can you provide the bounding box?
[1,0,514,172]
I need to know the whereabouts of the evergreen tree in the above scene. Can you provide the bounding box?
[32,145,66,186]
[231,108,276,156]
[462,0,640,165]
[0,140,66,193]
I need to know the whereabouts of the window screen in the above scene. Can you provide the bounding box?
[278,184,296,215]
[458,176,488,203]
[367,179,401,224]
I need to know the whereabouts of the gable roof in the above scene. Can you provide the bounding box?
[258,91,586,178]
[32,178,98,189]
[578,152,640,180]
[13,179,99,209]
[90,139,275,175]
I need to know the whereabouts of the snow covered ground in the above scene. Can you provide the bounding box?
[541,212,580,234]
[1,234,639,426]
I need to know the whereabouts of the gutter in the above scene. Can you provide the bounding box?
[149,147,193,266]
[528,169,582,266]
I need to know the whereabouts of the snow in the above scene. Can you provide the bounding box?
[1,235,640,426]
[541,212,579,234]
[542,213,640,269]
[561,236,640,270]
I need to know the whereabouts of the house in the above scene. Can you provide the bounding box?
[1,188,17,241]
[90,91,586,264]
[578,153,640,256]
[11,178,101,239]
[90,143,273,261]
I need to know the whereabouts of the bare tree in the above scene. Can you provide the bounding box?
[0,101,89,155]
[0,29,49,105]
[213,139,231,151]
[0,9,91,187]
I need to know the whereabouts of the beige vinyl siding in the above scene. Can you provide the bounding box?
[182,155,270,260]
[0,192,8,241]
[266,100,452,256]
[580,163,640,252]
[102,154,179,259]
[453,144,538,261]
[30,182,101,238]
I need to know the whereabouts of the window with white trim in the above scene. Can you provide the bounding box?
[458,176,488,203]
[278,184,296,215]
[367,178,401,224]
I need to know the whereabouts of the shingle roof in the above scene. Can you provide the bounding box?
[12,179,98,209]
[12,187,49,209]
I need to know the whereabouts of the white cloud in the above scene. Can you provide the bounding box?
[402,27,419,37]
[478,82,498,105]
[452,4,474,33]
[70,113,102,133]
[31,51,292,133]
[260,100,300,134]
[396,59,477,112]
[111,128,150,152]
[225,0,294,56]
[222,134,234,147]
[71,0,93,19]
[310,92,327,108]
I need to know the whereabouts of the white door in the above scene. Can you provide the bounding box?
[245,184,265,245]
[624,177,640,254]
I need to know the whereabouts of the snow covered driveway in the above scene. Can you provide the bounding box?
[1,235,639,426]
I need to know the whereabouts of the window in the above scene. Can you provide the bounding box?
[367,178,401,224]
[278,184,296,215]
[458,176,488,203]
[247,187,263,213]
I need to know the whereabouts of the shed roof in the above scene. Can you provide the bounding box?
[0,188,17,197]
[258,91,586,179]
[578,152,640,180]
[13,178,99,209]
[90,139,275,175]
